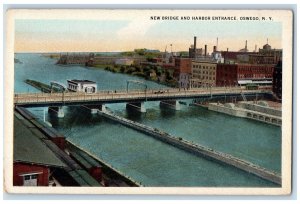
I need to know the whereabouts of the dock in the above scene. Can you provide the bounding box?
[98,109,282,185]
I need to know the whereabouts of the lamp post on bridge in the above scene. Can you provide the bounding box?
[126,80,147,100]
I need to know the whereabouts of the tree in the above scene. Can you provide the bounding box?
[166,70,173,81]
[120,66,126,73]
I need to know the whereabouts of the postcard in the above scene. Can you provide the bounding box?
[4,9,293,195]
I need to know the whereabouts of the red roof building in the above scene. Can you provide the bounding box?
[13,114,66,186]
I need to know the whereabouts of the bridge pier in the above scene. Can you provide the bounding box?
[83,104,106,114]
[48,106,64,118]
[160,100,180,110]
[126,102,146,113]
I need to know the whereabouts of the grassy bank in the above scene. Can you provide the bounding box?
[91,64,177,87]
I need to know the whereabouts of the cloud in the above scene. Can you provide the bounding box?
[116,19,158,38]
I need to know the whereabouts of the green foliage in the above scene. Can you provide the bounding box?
[132,72,146,77]
[120,66,126,73]
[166,70,173,81]
[134,66,141,72]
[121,52,134,57]
[134,48,146,56]
[143,66,150,73]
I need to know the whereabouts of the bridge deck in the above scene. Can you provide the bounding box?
[14,87,269,107]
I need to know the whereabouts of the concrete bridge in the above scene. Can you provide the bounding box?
[14,87,270,117]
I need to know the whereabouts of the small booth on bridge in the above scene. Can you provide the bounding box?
[67,79,97,93]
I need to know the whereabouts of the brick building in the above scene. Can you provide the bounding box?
[272,60,282,99]
[174,57,192,88]
[216,63,274,86]
[13,114,66,186]
[191,61,217,87]
[221,51,257,63]
[13,108,103,187]
[248,54,278,65]
[259,43,282,63]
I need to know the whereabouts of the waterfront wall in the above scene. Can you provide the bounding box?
[237,102,282,117]
[208,103,281,126]
[208,103,246,118]
[98,109,281,185]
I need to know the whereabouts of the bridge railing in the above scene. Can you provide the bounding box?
[14,87,268,105]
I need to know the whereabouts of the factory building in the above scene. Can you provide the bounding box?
[191,61,217,88]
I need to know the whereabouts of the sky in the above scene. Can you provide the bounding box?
[14,12,282,53]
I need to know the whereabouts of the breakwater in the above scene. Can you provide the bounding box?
[98,109,281,185]
[25,79,61,93]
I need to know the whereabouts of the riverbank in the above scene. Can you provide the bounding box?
[91,64,177,88]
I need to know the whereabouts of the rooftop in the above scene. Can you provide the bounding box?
[67,79,96,84]
[14,113,66,168]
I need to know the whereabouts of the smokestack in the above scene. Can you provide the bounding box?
[213,46,217,52]
[217,37,218,51]
[205,44,207,56]
[194,36,197,57]
[255,44,257,52]
[245,40,248,51]
[227,48,229,52]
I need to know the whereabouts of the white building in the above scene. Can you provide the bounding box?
[211,52,224,63]
[67,80,97,93]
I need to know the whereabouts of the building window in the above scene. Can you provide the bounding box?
[22,173,39,186]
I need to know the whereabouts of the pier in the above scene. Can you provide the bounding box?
[98,109,281,185]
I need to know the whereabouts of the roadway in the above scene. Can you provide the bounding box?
[14,87,270,107]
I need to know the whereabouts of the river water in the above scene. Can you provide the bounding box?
[14,53,281,187]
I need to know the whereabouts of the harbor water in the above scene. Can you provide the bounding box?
[14,53,281,187]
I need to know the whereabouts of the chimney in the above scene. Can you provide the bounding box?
[205,44,207,56]
[227,48,229,52]
[245,40,248,51]
[213,46,217,52]
[194,36,197,57]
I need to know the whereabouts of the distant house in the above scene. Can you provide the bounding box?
[13,114,66,186]
[67,79,97,93]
